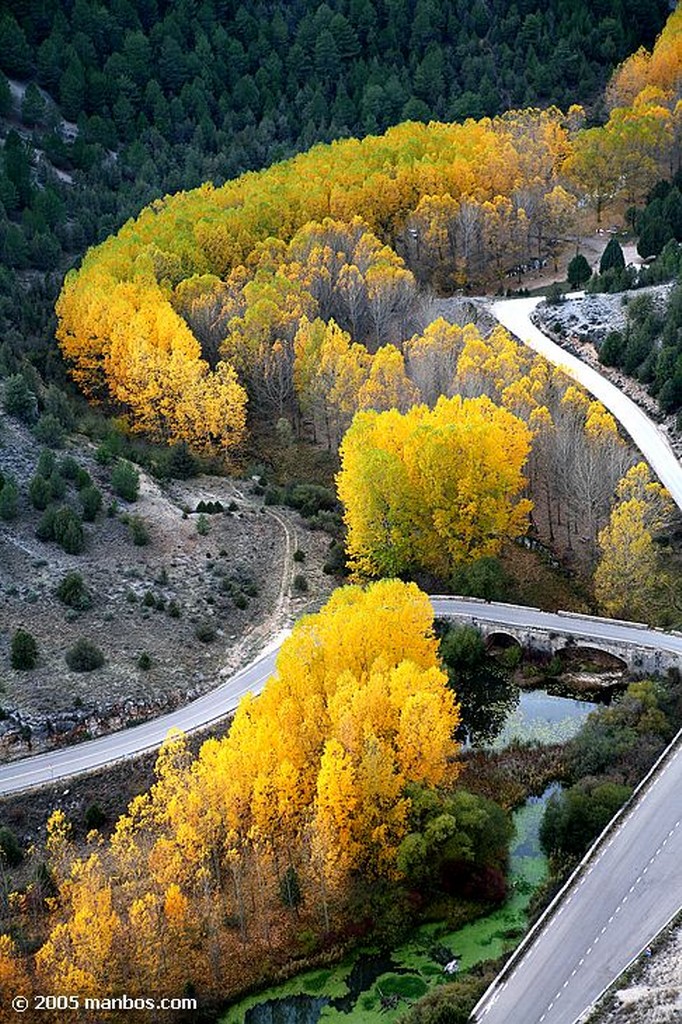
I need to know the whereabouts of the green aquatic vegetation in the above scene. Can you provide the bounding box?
[220,961,354,1023]
[223,795,551,1024]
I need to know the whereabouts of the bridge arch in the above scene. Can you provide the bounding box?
[552,644,628,673]
[485,630,523,651]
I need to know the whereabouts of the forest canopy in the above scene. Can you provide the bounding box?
[53,5,682,449]
[4,580,468,1015]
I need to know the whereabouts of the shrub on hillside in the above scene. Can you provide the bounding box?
[65,638,104,672]
[37,449,56,477]
[35,504,57,540]
[0,477,19,521]
[285,483,337,518]
[128,515,150,546]
[44,384,76,431]
[56,572,91,611]
[34,413,66,447]
[11,628,38,670]
[3,373,37,423]
[194,621,216,642]
[79,484,102,521]
[111,460,139,501]
[58,455,80,481]
[48,470,66,501]
[53,506,84,554]
[29,474,52,510]
[165,441,198,479]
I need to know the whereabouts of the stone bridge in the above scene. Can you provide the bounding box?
[432,598,682,677]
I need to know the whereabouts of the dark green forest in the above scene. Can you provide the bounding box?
[0,0,670,381]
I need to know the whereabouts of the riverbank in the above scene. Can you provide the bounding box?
[220,791,553,1024]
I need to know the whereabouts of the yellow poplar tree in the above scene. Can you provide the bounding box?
[338,395,532,579]
[594,463,673,618]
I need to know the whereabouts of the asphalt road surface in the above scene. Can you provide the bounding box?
[468,296,682,1023]
[0,636,282,795]
[2,599,681,795]
[471,737,682,1024]
[491,296,682,510]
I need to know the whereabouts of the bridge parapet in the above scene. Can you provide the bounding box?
[436,608,681,675]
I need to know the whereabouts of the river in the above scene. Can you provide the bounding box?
[220,688,599,1024]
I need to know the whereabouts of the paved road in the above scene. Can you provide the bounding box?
[471,736,682,1024]
[467,297,682,1023]
[0,636,283,795]
[491,296,682,510]
[3,294,681,1022]
[3,599,682,796]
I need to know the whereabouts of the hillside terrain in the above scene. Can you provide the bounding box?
[0,413,334,757]
[0,0,670,384]
[1,3,682,1023]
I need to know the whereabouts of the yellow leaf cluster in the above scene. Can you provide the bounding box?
[594,463,673,618]
[29,582,459,1004]
[337,395,532,579]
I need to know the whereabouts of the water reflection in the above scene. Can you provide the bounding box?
[456,662,520,747]
[244,994,327,1024]
[489,689,597,749]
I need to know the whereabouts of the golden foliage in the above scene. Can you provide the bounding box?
[594,463,673,618]
[337,395,532,579]
[25,582,458,1010]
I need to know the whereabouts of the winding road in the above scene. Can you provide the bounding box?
[3,296,682,1023]
[3,598,682,797]
[469,296,682,1024]
[491,296,682,508]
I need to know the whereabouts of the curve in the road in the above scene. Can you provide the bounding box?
[3,294,682,1023]
[491,296,682,511]
[3,598,682,797]
[467,296,682,1024]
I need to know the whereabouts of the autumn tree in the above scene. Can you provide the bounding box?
[337,395,532,579]
[594,462,673,618]
[27,581,460,1013]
